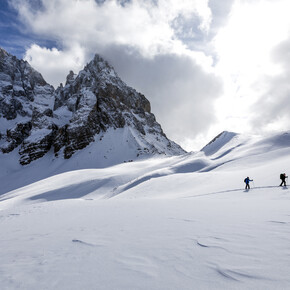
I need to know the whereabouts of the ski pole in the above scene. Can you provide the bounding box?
[252,180,255,188]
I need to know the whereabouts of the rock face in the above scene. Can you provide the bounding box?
[0,48,55,164]
[0,48,185,165]
[0,48,53,120]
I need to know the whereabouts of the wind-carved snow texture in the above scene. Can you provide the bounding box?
[0,48,185,165]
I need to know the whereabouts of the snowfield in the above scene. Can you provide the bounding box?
[1,131,290,289]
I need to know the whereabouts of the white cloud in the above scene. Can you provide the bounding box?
[11,0,212,57]
[24,44,85,88]
[250,37,290,132]
[212,0,290,135]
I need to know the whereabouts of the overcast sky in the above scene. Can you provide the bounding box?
[1,0,290,151]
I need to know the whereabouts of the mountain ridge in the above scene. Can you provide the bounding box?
[0,48,185,166]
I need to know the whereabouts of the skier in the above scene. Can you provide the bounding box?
[279,173,288,187]
[244,177,253,190]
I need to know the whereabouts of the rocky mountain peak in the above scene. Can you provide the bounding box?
[0,48,48,90]
[83,54,124,89]
[0,47,8,58]
[0,49,185,166]
[88,54,116,73]
[65,70,76,86]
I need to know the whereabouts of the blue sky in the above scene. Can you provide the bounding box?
[1,0,290,150]
[0,0,57,57]
[0,0,26,56]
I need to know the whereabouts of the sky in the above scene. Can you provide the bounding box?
[1,0,290,151]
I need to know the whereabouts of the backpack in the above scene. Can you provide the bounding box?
[280,173,284,179]
[244,178,247,183]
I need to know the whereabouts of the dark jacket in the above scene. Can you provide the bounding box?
[244,177,253,185]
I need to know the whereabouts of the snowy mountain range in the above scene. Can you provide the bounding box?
[0,48,184,166]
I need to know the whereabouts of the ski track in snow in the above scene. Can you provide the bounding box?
[71,239,101,247]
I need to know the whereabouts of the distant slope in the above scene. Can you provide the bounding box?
[201,131,238,156]
[1,131,290,203]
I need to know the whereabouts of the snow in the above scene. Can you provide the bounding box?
[25,128,52,142]
[1,131,290,289]
[79,89,97,108]
[0,115,31,133]
[12,84,25,93]
[53,106,73,127]
[0,79,12,87]
[33,85,54,109]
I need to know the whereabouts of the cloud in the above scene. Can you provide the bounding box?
[250,38,290,132]
[10,0,216,87]
[24,44,86,88]
[10,0,212,57]
[211,0,290,135]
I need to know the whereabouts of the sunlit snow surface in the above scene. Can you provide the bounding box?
[1,132,290,289]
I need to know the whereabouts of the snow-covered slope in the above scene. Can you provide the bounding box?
[201,131,238,156]
[1,130,289,199]
[1,131,290,289]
